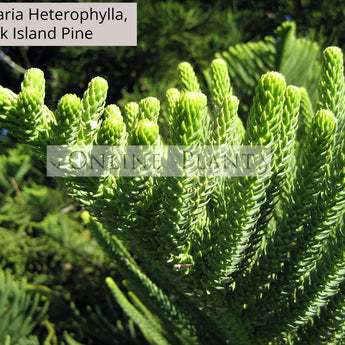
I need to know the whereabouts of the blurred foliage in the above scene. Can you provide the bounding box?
[213,21,320,122]
[0,0,259,106]
[0,143,146,344]
[1,0,343,128]
[233,0,345,49]
[0,267,48,345]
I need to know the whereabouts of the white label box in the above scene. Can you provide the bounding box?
[0,3,137,46]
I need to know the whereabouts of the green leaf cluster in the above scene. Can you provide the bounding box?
[0,268,48,345]
[214,21,320,121]
[0,145,145,344]
[1,24,345,345]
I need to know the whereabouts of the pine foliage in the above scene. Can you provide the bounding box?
[0,268,49,345]
[0,145,142,344]
[1,26,345,345]
[215,21,320,120]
